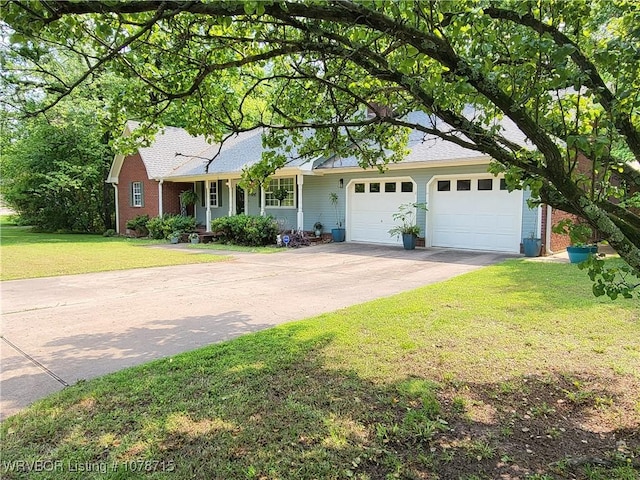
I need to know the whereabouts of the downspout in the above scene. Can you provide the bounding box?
[545,204,554,255]
[113,184,119,234]
[158,179,164,217]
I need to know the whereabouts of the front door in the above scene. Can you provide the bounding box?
[235,184,245,215]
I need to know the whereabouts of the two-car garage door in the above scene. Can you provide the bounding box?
[429,176,522,253]
[347,175,523,253]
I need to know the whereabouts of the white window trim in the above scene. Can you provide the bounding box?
[132,181,143,207]
[265,177,296,208]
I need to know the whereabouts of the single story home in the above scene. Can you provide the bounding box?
[107,112,568,254]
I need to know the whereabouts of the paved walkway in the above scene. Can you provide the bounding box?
[1,243,515,419]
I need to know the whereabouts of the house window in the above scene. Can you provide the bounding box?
[369,182,381,193]
[385,182,397,193]
[355,183,365,193]
[131,182,143,207]
[265,177,295,207]
[478,179,493,191]
[437,180,450,192]
[209,181,219,207]
[457,180,471,191]
[500,178,508,190]
[401,182,414,193]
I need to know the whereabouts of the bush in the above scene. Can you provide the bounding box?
[126,214,150,236]
[147,214,197,239]
[211,215,278,246]
[102,229,116,237]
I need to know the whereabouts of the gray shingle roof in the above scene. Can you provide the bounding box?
[316,110,531,169]
[127,121,214,179]
[128,110,531,178]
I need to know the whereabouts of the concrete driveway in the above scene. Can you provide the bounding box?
[1,243,514,419]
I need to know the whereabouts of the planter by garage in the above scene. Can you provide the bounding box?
[567,245,598,264]
[331,228,346,242]
[402,233,417,250]
[522,238,542,257]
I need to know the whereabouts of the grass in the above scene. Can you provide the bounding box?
[0,218,230,280]
[2,259,639,479]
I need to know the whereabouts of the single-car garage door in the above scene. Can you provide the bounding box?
[348,178,417,244]
[429,176,522,253]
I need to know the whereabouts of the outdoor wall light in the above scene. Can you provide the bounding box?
[339,178,344,188]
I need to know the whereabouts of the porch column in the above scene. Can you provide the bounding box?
[227,180,233,217]
[205,179,211,230]
[244,187,248,215]
[113,184,119,233]
[297,174,304,231]
[260,183,266,216]
[158,179,164,216]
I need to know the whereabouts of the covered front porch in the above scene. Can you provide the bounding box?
[160,173,308,233]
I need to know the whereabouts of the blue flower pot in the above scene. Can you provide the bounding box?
[331,228,345,242]
[567,245,597,264]
[523,238,541,257]
[402,233,416,250]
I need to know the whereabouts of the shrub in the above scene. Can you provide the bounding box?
[210,214,278,246]
[147,214,197,239]
[126,214,150,236]
[102,229,116,237]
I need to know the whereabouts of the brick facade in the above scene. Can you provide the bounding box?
[540,206,576,254]
[117,153,193,233]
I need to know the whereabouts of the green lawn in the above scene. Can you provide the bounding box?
[2,260,639,479]
[0,219,230,280]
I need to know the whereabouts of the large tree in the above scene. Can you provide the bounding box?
[2,0,639,288]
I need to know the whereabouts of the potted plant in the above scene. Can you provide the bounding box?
[388,202,427,250]
[168,231,181,244]
[188,232,200,244]
[313,221,323,237]
[180,189,199,206]
[522,231,542,257]
[329,192,345,242]
[552,219,597,263]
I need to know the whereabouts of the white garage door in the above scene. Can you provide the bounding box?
[430,177,522,253]
[348,178,417,244]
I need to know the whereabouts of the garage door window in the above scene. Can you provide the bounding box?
[437,180,450,192]
[401,182,414,192]
[370,183,380,193]
[355,183,365,193]
[478,179,493,191]
[457,180,471,191]
[385,182,397,193]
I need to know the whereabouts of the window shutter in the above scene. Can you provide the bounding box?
[140,182,145,207]
[218,180,223,207]
[199,182,205,207]
[129,182,133,207]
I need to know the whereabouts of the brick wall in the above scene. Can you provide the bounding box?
[163,182,195,216]
[117,153,159,233]
[117,153,195,233]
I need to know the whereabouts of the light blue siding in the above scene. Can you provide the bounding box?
[302,165,502,234]
[190,165,539,248]
[520,190,540,241]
